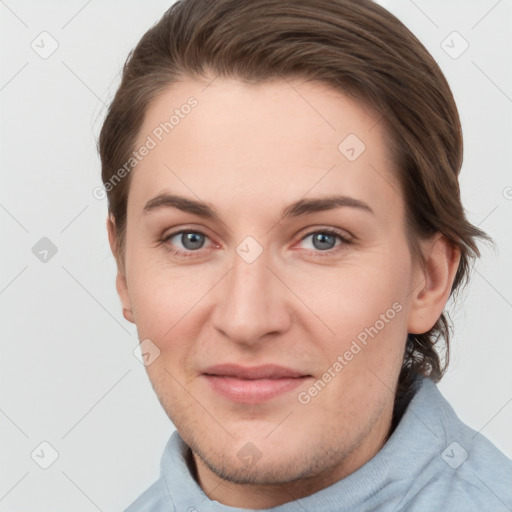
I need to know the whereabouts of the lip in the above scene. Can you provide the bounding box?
[202,364,311,404]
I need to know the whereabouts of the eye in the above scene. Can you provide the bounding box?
[161,230,212,256]
[297,229,351,253]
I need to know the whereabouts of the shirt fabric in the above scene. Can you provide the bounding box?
[124,376,512,511]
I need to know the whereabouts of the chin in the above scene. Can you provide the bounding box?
[193,444,324,485]
[186,426,351,487]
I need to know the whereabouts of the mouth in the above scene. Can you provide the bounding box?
[201,364,312,404]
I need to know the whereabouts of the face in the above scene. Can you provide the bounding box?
[111,77,439,500]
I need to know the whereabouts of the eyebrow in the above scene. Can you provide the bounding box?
[142,193,375,218]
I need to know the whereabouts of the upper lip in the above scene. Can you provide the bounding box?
[202,364,308,380]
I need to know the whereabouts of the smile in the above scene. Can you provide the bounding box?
[202,364,312,403]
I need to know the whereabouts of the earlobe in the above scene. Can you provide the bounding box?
[407,234,461,334]
[116,272,134,324]
[106,215,135,324]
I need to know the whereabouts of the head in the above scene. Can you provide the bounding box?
[99,0,492,505]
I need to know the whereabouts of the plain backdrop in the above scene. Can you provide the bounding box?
[1,1,511,511]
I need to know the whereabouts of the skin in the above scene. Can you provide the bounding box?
[108,77,460,508]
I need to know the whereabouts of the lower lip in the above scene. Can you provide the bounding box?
[203,375,309,403]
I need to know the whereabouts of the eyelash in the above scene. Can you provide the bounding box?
[159,228,353,258]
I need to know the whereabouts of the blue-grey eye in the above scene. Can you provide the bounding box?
[298,231,345,252]
[171,231,206,250]
[311,232,337,250]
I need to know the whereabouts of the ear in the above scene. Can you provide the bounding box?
[407,234,461,334]
[107,215,135,324]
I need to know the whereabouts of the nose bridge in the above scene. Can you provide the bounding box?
[211,248,290,343]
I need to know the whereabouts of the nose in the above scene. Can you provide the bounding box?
[210,249,292,346]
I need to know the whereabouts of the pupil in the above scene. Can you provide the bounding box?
[182,232,204,250]
[313,233,335,250]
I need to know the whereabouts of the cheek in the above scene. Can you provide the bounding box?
[127,256,215,349]
[296,262,407,334]
[294,252,410,370]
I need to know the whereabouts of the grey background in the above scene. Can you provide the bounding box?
[1,0,511,510]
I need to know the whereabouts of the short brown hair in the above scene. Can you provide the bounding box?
[98,0,493,396]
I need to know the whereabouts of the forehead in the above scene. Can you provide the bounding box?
[129,77,401,223]
[139,77,386,158]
